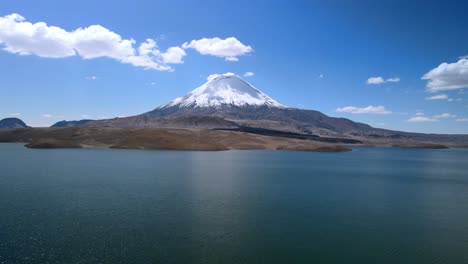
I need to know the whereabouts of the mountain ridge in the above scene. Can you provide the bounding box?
[51,119,94,128]
[0,117,29,128]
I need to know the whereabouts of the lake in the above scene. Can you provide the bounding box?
[1,143,468,264]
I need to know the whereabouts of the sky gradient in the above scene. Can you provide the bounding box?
[1,0,468,133]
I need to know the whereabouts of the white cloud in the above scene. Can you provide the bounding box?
[160,46,186,64]
[122,53,171,71]
[425,94,448,100]
[336,105,392,114]
[448,98,463,102]
[367,76,400,85]
[407,116,438,122]
[386,77,400,82]
[120,39,185,71]
[72,25,135,60]
[433,113,456,119]
[0,14,76,58]
[141,39,186,65]
[456,118,468,122]
[207,72,235,81]
[225,56,239,62]
[407,112,456,122]
[85,75,97,80]
[422,58,468,92]
[182,37,252,61]
[367,77,385,85]
[244,72,254,77]
[8,113,21,116]
[81,114,92,119]
[41,114,53,118]
[0,13,185,71]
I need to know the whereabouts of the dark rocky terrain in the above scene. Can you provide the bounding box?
[0,118,29,128]
[51,119,94,127]
[82,106,468,148]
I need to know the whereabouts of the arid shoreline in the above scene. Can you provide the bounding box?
[0,127,352,152]
[0,127,464,152]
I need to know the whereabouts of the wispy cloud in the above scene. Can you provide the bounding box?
[386,77,400,83]
[407,112,456,122]
[336,105,392,114]
[425,93,463,102]
[243,72,254,77]
[407,116,438,122]
[456,118,468,122]
[433,113,456,119]
[367,77,385,84]
[367,76,400,85]
[425,94,448,100]
[206,72,235,81]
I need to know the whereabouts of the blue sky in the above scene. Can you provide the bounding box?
[1,0,468,133]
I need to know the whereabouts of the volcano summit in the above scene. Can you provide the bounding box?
[158,73,286,109]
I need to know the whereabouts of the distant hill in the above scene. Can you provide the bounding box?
[0,117,29,128]
[51,119,94,127]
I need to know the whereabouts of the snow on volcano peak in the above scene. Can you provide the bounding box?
[159,74,287,109]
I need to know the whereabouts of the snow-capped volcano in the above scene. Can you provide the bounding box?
[159,73,287,109]
[96,73,375,135]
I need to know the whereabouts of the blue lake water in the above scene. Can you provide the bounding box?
[1,143,468,264]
